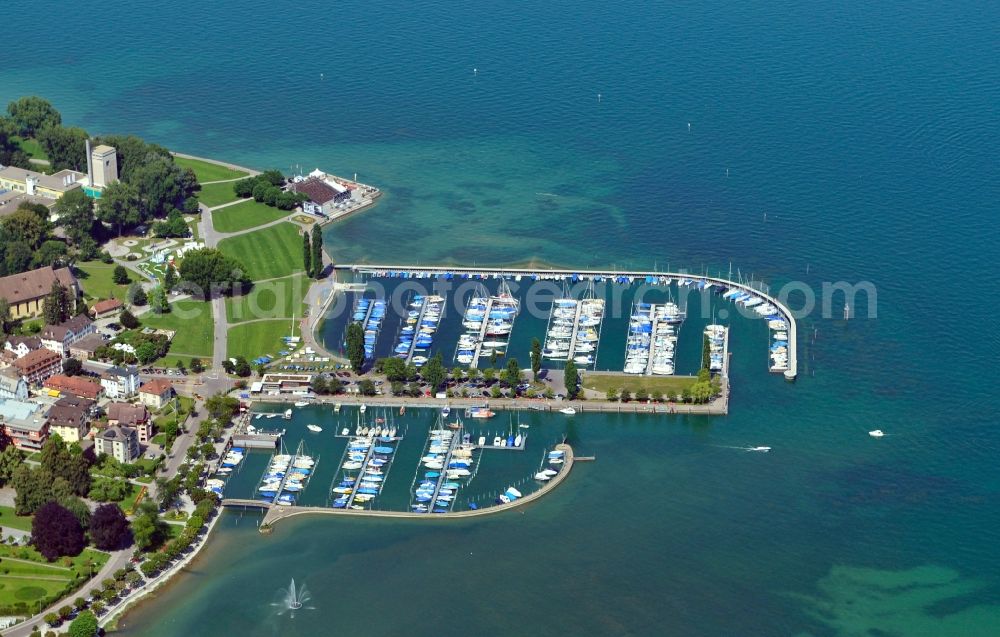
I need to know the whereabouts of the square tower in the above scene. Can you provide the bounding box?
[91,144,118,188]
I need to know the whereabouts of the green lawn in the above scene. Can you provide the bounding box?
[197,182,243,208]
[74,261,131,302]
[218,222,304,280]
[582,373,698,397]
[174,156,247,182]
[212,199,289,233]
[188,217,201,240]
[140,299,214,358]
[0,506,32,532]
[226,274,309,323]
[0,545,108,615]
[15,136,48,161]
[227,320,299,361]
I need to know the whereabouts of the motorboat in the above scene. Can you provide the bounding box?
[559,407,576,415]
[868,430,885,438]
[307,424,323,433]
[748,446,771,452]
[294,401,309,407]
[534,472,551,481]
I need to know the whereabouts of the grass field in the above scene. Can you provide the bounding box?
[226,274,309,323]
[227,320,300,361]
[0,506,32,532]
[0,545,108,614]
[15,136,48,161]
[218,222,304,280]
[197,182,243,208]
[74,261,131,301]
[212,199,289,233]
[174,156,247,182]
[582,373,698,397]
[140,299,214,358]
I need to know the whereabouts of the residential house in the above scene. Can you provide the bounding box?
[100,365,140,399]
[12,348,62,385]
[0,368,28,401]
[4,335,42,359]
[0,266,79,320]
[40,314,95,357]
[107,402,152,443]
[94,426,139,464]
[90,298,123,319]
[69,333,106,361]
[44,374,103,401]
[138,379,174,410]
[46,395,94,443]
[0,399,49,450]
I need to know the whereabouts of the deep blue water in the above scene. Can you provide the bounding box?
[3,0,999,634]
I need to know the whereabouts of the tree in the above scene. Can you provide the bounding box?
[97,181,141,236]
[620,388,631,403]
[42,281,71,325]
[358,379,377,396]
[62,358,82,376]
[149,285,169,314]
[58,496,91,531]
[130,504,167,551]
[67,610,97,637]
[702,333,711,371]
[2,206,51,249]
[190,357,204,373]
[135,342,158,364]
[0,445,23,486]
[32,502,85,560]
[113,265,130,285]
[380,357,406,382]
[152,209,188,238]
[503,357,521,388]
[233,177,255,198]
[530,337,542,380]
[422,354,446,392]
[54,189,95,245]
[606,388,619,401]
[0,117,30,168]
[74,296,89,316]
[90,504,132,551]
[37,126,88,171]
[346,322,365,373]
[120,308,139,329]
[233,356,251,377]
[7,96,61,136]
[205,393,240,422]
[164,264,177,291]
[177,247,249,300]
[0,298,10,336]
[128,282,147,306]
[131,157,187,219]
[311,223,323,278]
[4,241,32,274]
[310,375,328,394]
[302,231,312,276]
[564,360,579,400]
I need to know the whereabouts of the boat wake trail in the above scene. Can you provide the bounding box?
[712,445,772,452]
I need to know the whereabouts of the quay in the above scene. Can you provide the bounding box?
[336,264,797,380]
[221,443,576,531]
[469,296,496,369]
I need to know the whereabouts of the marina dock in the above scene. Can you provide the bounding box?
[337,264,798,380]
[469,297,495,369]
[222,443,577,530]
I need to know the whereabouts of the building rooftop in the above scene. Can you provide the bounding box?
[290,177,341,205]
[12,347,61,372]
[107,402,148,425]
[41,314,93,342]
[101,365,138,379]
[139,378,173,396]
[70,332,106,353]
[91,298,123,314]
[44,374,103,400]
[100,425,135,444]
[0,190,53,217]
[5,335,42,351]
[0,165,84,195]
[0,266,78,306]
[0,398,42,423]
[47,397,93,428]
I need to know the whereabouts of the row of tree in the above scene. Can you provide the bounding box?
[232,171,306,210]
[301,224,324,278]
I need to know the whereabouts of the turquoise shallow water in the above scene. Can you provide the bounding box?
[3,0,999,634]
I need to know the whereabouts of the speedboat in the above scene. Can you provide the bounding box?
[559,407,576,415]
[868,430,885,438]
[534,472,551,481]
[294,401,309,407]
[307,424,323,433]
[748,446,771,452]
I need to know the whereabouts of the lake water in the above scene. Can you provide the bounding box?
[3,0,999,634]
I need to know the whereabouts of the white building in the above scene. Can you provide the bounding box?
[0,368,28,401]
[100,365,140,399]
[40,314,95,357]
